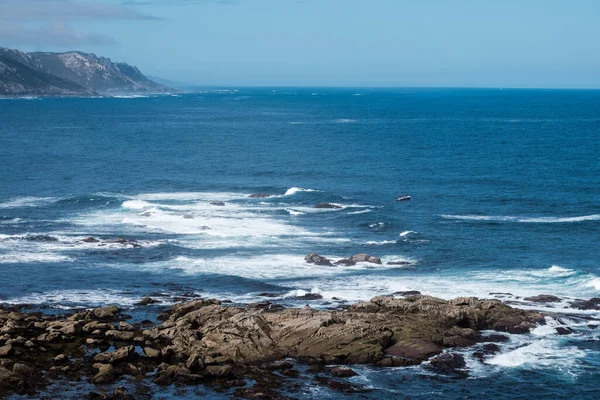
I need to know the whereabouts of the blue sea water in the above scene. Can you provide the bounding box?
[0,88,599,398]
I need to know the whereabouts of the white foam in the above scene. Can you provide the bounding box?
[0,252,72,264]
[0,196,58,209]
[584,278,600,291]
[365,240,397,246]
[113,94,149,99]
[347,209,371,215]
[284,187,318,196]
[122,199,154,210]
[286,209,305,216]
[442,214,600,223]
[486,339,586,369]
[399,231,417,237]
[334,119,358,123]
[3,289,142,308]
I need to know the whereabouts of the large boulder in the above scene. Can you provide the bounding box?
[350,254,382,264]
[304,253,333,266]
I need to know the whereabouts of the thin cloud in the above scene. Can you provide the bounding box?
[0,0,160,21]
[0,21,119,47]
[0,0,160,48]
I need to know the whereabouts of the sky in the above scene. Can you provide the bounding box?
[1,0,599,88]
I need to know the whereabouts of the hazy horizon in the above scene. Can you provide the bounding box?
[1,0,599,89]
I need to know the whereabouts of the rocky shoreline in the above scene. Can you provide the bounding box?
[0,294,545,399]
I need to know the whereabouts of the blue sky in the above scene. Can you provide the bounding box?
[1,0,599,88]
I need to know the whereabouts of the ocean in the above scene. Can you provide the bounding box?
[1,88,599,398]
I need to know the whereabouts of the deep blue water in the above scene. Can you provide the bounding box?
[1,88,599,398]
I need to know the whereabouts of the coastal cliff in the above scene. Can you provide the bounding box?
[0,48,170,96]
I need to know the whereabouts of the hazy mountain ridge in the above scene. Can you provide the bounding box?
[0,48,170,96]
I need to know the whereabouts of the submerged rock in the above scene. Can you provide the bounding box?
[210,201,225,206]
[295,293,323,301]
[524,294,561,303]
[334,258,356,266]
[249,193,271,198]
[570,298,600,310]
[82,236,100,243]
[314,202,342,209]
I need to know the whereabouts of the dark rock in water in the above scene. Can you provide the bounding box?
[570,298,600,310]
[489,292,514,296]
[304,253,333,266]
[249,193,271,198]
[428,353,467,373]
[246,301,285,312]
[136,297,160,306]
[482,343,500,354]
[555,327,574,335]
[23,235,58,242]
[588,324,599,329]
[295,293,323,301]
[182,214,195,219]
[331,367,357,378]
[387,261,411,266]
[477,334,509,343]
[260,360,293,370]
[334,258,356,266]
[350,254,382,264]
[524,294,561,303]
[257,292,279,298]
[82,236,99,243]
[393,291,422,297]
[314,202,342,209]
[210,201,225,206]
[106,238,142,248]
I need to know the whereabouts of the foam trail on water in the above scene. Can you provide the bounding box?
[442,214,600,223]
[0,196,59,209]
[399,231,417,237]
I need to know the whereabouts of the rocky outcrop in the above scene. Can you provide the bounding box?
[304,253,333,266]
[350,254,382,264]
[0,295,544,397]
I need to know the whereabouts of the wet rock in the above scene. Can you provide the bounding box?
[257,293,279,298]
[477,334,509,343]
[295,293,323,301]
[350,254,382,264]
[387,261,412,266]
[428,353,466,374]
[24,235,58,242]
[92,363,117,384]
[0,344,14,357]
[12,363,32,377]
[314,202,342,209]
[570,298,600,310]
[555,327,573,335]
[524,294,561,303]
[331,367,357,378]
[304,253,333,266]
[260,360,293,370]
[334,258,356,266]
[246,302,285,312]
[392,291,421,297]
[210,201,225,206]
[93,305,120,319]
[83,237,100,243]
[136,297,160,306]
[0,365,12,382]
[249,193,270,198]
[182,214,195,220]
[54,354,68,363]
[482,343,500,354]
[144,347,161,359]
[105,330,136,341]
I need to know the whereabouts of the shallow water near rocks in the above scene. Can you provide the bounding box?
[1,88,599,398]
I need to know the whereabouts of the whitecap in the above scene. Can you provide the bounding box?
[3,289,142,308]
[347,209,371,215]
[399,231,416,237]
[283,187,318,196]
[334,119,358,123]
[121,199,154,210]
[365,240,397,246]
[0,196,59,209]
[286,209,305,216]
